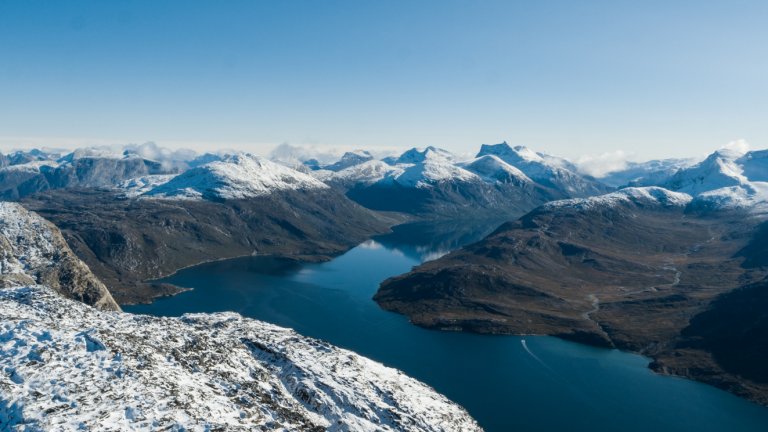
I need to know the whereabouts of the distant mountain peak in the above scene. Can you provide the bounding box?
[394,146,455,165]
[145,153,328,200]
[323,150,374,171]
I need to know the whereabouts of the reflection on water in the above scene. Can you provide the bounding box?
[126,220,768,432]
[371,218,505,262]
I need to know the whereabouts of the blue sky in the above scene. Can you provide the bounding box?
[1,0,766,161]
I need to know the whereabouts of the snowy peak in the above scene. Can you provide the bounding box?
[667,150,746,195]
[663,147,768,211]
[596,158,696,188]
[314,159,404,186]
[476,142,609,197]
[144,153,329,200]
[476,142,543,165]
[394,159,480,188]
[393,146,455,164]
[324,150,374,171]
[461,155,533,184]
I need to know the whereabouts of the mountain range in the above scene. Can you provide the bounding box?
[1,140,767,412]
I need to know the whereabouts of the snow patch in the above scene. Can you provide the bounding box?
[544,187,692,211]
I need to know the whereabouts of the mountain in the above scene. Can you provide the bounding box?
[49,153,174,189]
[375,186,768,403]
[476,142,611,197]
[0,202,119,310]
[328,146,561,218]
[384,146,455,165]
[315,159,405,188]
[323,150,374,171]
[664,148,768,211]
[0,161,57,200]
[596,158,696,188]
[0,149,180,200]
[459,154,534,185]
[5,148,61,165]
[22,185,396,305]
[144,153,328,200]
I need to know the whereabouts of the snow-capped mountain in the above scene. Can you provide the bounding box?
[144,153,329,200]
[459,155,533,185]
[320,144,568,217]
[664,148,768,210]
[383,146,456,165]
[0,202,118,310]
[393,158,479,188]
[323,150,375,171]
[314,160,406,187]
[0,147,183,200]
[596,158,696,188]
[5,149,61,166]
[476,142,610,197]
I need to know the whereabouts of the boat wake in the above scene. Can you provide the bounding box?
[521,338,554,372]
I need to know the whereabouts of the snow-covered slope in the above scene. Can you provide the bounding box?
[324,150,375,171]
[319,147,473,189]
[596,158,696,188]
[665,148,768,211]
[0,160,58,174]
[666,149,746,195]
[315,160,405,186]
[477,142,609,197]
[460,155,533,185]
[387,146,455,165]
[0,202,119,310]
[0,285,480,431]
[543,186,693,211]
[393,160,480,188]
[117,174,177,198]
[145,153,329,200]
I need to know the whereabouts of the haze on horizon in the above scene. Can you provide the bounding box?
[1,0,766,166]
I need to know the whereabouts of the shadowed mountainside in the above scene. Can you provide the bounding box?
[376,190,768,404]
[23,189,397,304]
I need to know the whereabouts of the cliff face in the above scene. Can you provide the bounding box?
[0,202,119,311]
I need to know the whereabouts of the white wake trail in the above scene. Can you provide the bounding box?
[521,338,554,372]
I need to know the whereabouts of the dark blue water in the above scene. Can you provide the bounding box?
[126,221,768,432]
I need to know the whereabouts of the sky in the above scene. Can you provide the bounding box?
[1,0,767,163]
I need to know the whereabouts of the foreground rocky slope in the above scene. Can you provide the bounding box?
[0,286,480,431]
[23,188,395,304]
[0,202,118,311]
[376,187,768,404]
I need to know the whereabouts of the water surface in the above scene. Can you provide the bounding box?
[127,220,768,432]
